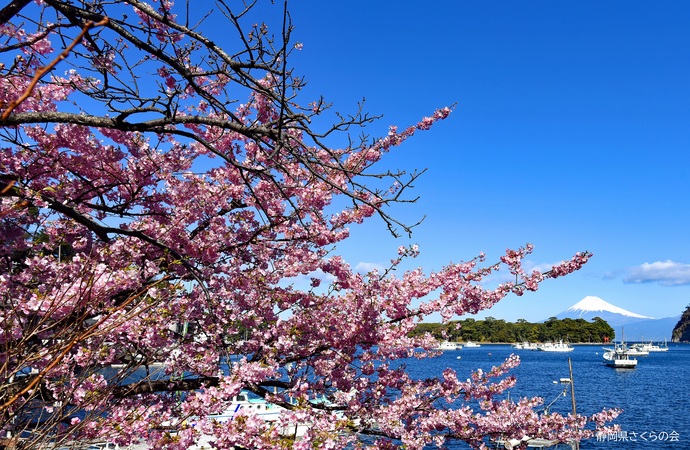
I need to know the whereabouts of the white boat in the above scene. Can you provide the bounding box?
[622,345,648,357]
[603,327,645,365]
[168,392,308,439]
[537,340,574,352]
[435,341,462,350]
[464,341,481,348]
[205,392,284,423]
[632,340,669,353]
[603,344,638,369]
[493,436,577,449]
[649,341,669,352]
[213,392,308,437]
[512,341,539,350]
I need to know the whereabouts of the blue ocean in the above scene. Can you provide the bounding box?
[399,343,689,449]
[115,344,688,449]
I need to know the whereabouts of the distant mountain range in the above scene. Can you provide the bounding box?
[552,296,679,341]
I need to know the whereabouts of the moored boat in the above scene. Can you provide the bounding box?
[603,343,638,369]
[537,340,574,352]
[623,345,649,357]
[512,341,539,350]
[435,340,462,350]
[492,436,577,449]
[204,392,312,437]
[632,339,669,353]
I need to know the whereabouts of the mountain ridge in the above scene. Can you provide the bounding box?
[564,295,654,320]
[553,296,676,340]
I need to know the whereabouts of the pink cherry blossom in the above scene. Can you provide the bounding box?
[0,2,613,449]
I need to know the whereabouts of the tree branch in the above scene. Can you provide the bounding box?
[0,0,32,26]
[1,111,276,140]
[0,17,109,121]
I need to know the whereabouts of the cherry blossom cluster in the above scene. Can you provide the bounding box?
[0,1,615,449]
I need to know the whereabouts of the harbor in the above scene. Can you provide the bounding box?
[406,342,688,449]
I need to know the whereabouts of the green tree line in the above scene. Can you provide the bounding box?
[410,316,615,343]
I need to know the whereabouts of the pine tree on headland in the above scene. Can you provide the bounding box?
[672,304,690,342]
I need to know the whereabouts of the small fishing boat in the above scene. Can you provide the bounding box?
[512,341,539,350]
[201,392,309,437]
[435,340,462,350]
[632,339,669,353]
[603,327,639,368]
[206,392,284,423]
[603,344,638,369]
[623,345,648,357]
[537,340,574,352]
[493,436,577,449]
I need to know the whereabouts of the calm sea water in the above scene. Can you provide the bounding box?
[399,343,689,449]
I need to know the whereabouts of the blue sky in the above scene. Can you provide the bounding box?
[7,2,688,322]
[274,1,690,323]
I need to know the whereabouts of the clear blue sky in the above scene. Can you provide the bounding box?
[262,2,690,322]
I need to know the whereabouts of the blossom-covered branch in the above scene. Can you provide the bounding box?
[0,1,614,449]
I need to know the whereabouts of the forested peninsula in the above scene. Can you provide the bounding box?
[672,305,690,342]
[410,317,615,343]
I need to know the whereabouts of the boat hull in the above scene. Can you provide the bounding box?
[603,345,638,369]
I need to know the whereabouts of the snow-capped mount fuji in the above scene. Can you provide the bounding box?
[558,296,654,324]
[553,296,679,340]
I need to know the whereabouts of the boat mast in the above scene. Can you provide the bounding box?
[568,358,579,450]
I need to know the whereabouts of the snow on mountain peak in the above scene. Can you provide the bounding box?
[566,296,654,319]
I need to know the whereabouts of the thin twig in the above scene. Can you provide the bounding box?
[0,17,109,121]
[0,274,172,413]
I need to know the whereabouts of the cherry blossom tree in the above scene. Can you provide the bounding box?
[0,1,617,448]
